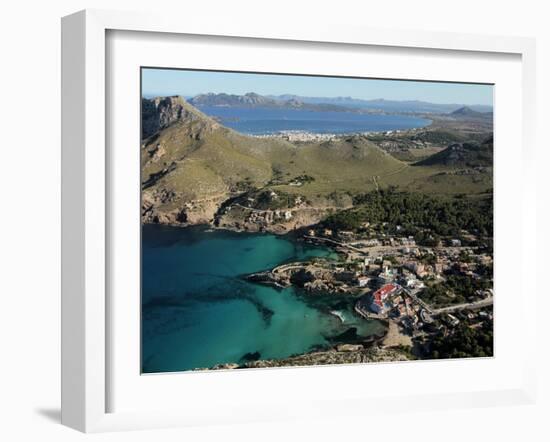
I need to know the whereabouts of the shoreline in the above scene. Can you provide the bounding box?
[201,344,412,371]
[246,122,433,141]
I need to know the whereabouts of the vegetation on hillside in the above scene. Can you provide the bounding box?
[430,322,493,359]
[414,137,493,168]
[321,188,493,237]
[418,275,492,307]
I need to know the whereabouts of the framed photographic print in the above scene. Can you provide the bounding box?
[139,68,495,374]
[61,9,537,432]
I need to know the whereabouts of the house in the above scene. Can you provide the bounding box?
[377,269,395,285]
[369,283,399,314]
[401,237,416,246]
[357,276,370,288]
[451,239,462,247]
[404,261,426,278]
[363,239,380,247]
[400,275,417,288]
[446,314,460,327]
[338,231,355,240]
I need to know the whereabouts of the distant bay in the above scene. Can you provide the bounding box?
[141,225,385,373]
[197,106,431,135]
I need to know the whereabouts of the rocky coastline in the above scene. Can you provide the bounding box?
[203,345,412,371]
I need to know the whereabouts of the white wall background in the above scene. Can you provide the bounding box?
[0,1,547,441]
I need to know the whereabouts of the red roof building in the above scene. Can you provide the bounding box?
[370,283,399,313]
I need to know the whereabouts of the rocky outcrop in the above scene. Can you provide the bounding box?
[141,189,224,226]
[241,347,410,369]
[141,96,219,139]
[336,344,364,352]
[215,205,332,234]
[210,363,240,370]
[198,346,411,371]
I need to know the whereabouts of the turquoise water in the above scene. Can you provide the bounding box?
[142,225,384,373]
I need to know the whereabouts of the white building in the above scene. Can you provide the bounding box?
[357,276,370,288]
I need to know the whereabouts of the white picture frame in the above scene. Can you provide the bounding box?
[61,9,537,433]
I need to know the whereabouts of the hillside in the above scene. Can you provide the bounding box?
[414,136,493,168]
[141,96,492,232]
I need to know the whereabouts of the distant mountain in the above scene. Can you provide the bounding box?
[189,92,353,112]
[415,136,493,168]
[189,92,278,107]
[187,92,494,115]
[450,106,493,119]
[268,95,493,114]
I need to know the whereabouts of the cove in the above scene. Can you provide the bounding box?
[142,224,384,373]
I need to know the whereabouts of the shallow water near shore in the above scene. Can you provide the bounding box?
[141,224,384,373]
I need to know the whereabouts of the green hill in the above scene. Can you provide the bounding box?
[414,136,493,168]
[451,106,492,120]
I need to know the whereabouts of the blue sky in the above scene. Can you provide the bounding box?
[142,68,493,106]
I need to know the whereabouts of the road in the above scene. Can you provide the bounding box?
[402,288,435,314]
[402,287,493,316]
[304,235,365,254]
[432,296,493,315]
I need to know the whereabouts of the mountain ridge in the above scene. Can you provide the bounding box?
[189,92,354,112]
[267,94,493,114]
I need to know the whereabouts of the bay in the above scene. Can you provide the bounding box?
[142,224,385,373]
[197,106,431,135]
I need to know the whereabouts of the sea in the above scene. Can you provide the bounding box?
[196,106,431,135]
[142,225,385,373]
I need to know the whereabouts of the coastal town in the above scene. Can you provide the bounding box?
[245,223,493,360]
[250,129,408,143]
